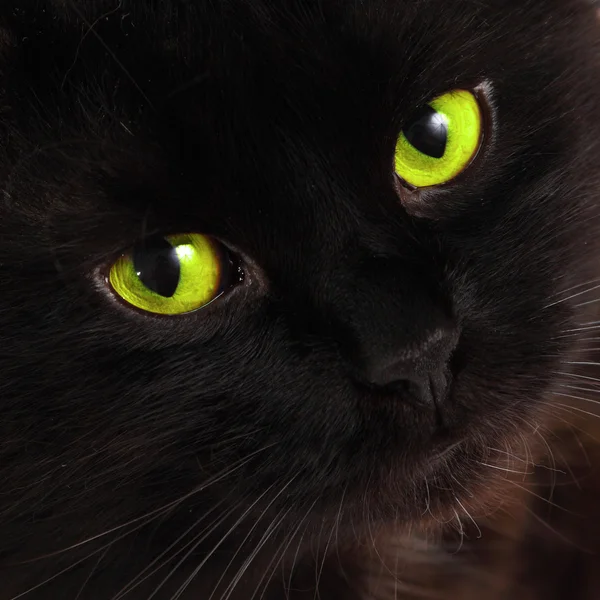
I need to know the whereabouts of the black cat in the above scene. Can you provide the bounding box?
[1,1,600,598]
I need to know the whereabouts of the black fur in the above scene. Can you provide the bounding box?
[1,1,599,598]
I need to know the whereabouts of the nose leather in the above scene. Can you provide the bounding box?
[358,324,459,409]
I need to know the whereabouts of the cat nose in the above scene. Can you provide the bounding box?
[358,325,458,406]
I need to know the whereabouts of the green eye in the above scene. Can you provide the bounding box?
[109,233,231,315]
[394,89,482,188]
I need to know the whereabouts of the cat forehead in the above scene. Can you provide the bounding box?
[0,0,577,128]
[0,0,591,243]
[0,0,566,76]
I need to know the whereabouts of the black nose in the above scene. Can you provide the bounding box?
[358,325,458,407]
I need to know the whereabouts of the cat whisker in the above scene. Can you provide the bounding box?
[533,428,560,503]
[486,446,529,464]
[476,461,534,476]
[452,509,465,554]
[544,282,600,308]
[111,497,231,599]
[10,505,173,600]
[553,333,600,340]
[284,503,316,600]
[254,529,292,600]
[552,402,600,420]
[542,430,584,487]
[453,496,481,539]
[488,440,526,480]
[523,506,584,551]
[574,297,600,308]
[311,512,327,600]
[363,472,402,588]
[555,370,600,382]
[426,477,457,526]
[447,469,475,498]
[563,360,600,367]
[50,495,239,600]
[554,391,600,408]
[518,434,535,476]
[205,474,298,600]
[507,480,571,512]
[74,545,111,600]
[219,507,292,600]
[559,383,600,394]
[422,477,432,517]
[555,420,593,468]
[562,325,600,334]
[571,347,600,352]
[255,501,319,600]
[313,500,341,600]
[323,485,350,592]
[147,483,278,600]
[9,547,109,600]
[554,277,600,295]
[14,444,273,566]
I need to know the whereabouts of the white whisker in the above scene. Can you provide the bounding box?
[554,391,600,408]
[504,480,569,512]
[559,383,600,394]
[206,475,298,600]
[487,446,528,464]
[552,402,600,420]
[523,506,581,549]
[219,507,292,600]
[422,477,432,516]
[111,498,230,599]
[284,507,313,599]
[257,500,318,600]
[10,513,164,600]
[17,445,274,566]
[575,298,600,308]
[147,484,276,600]
[452,509,465,553]
[477,461,533,475]
[448,469,475,498]
[563,361,600,367]
[544,282,600,308]
[554,371,600,384]
[9,549,105,600]
[562,326,600,334]
[534,429,559,502]
[554,371,600,387]
[74,545,111,600]
[314,496,340,600]
[454,496,481,539]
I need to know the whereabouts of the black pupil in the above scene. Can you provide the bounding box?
[402,105,448,159]
[133,236,181,298]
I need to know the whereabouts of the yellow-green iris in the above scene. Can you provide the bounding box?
[395,89,482,188]
[109,233,223,315]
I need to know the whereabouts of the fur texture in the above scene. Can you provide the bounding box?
[1,1,600,598]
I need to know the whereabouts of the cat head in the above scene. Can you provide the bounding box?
[1,0,600,572]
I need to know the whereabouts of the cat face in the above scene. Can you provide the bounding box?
[1,0,600,595]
